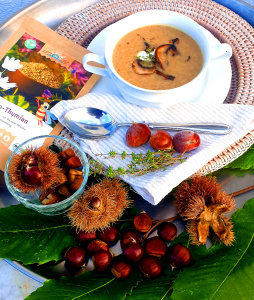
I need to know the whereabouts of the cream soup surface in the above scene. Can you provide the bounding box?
[112,25,204,90]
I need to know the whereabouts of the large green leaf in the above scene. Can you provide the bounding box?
[224,145,254,170]
[3,198,254,300]
[0,204,76,264]
[26,270,141,300]
[170,198,254,300]
[24,199,254,299]
[0,204,139,265]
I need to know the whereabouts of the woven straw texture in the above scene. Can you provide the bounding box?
[56,0,254,175]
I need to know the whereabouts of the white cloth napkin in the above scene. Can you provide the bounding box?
[50,92,254,205]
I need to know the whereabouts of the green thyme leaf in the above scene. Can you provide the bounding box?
[91,150,186,177]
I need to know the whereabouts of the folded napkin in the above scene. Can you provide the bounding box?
[50,93,254,205]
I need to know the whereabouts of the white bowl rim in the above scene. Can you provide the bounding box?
[104,10,210,94]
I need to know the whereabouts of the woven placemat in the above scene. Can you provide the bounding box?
[56,0,254,175]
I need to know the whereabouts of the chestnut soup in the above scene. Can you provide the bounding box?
[112,25,203,90]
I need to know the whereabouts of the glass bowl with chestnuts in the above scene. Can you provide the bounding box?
[4,135,89,216]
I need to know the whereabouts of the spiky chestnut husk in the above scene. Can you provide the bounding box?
[8,147,62,194]
[174,176,235,246]
[68,178,132,232]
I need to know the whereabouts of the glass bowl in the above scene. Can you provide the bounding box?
[4,135,89,216]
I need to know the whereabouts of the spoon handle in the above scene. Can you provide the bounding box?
[147,123,231,135]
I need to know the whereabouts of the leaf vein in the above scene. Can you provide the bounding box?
[210,233,254,299]
[0,224,71,233]
[71,278,116,300]
[161,286,172,300]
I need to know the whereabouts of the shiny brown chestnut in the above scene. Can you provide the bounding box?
[21,166,42,186]
[77,230,97,244]
[172,130,200,153]
[99,226,119,246]
[126,123,151,147]
[139,256,162,278]
[123,242,144,262]
[149,130,172,150]
[87,239,109,255]
[92,250,112,272]
[120,231,140,249]
[26,155,38,166]
[144,236,167,257]
[133,211,153,233]
[157,222,177,242]
[167,244,192,268]
[64,246,87,269]
[88,196,101,210]
[111,260,132,278]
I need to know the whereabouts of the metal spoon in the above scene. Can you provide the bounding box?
[64,107,231,139]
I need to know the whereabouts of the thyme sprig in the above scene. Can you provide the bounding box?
[89,149,186,178]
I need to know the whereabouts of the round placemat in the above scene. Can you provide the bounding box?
[56,0,254,175]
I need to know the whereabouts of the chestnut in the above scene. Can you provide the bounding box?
[21,166,41,186]
[68,169,83,183]
[144,236,167,257]
[58,148,75,162]
[98,226,119,246]
[139,256,162,278]
[64,148,76,158]
[167,244,192,268]
[57,184,72,198]
[149,130,172,150]
[88,197,102,211]
[65,156,82,168]
[120,231,140,249]
[123,242,144,262]
[87,239,109,255]
[111,260,132,278]
[64,246,87,269]
[133,212,153,233]
[26,155,38,166]
[92,250,112,272]
[77,230,97,244]
[40,192,62,205]
[39,189,55,202]
[70,177,83,192]
[126,123,151,147]
[172,130,200,153]
[157,222,177,242]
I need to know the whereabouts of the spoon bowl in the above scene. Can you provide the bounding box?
[64,107,231,139]
[64,107,129,139]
